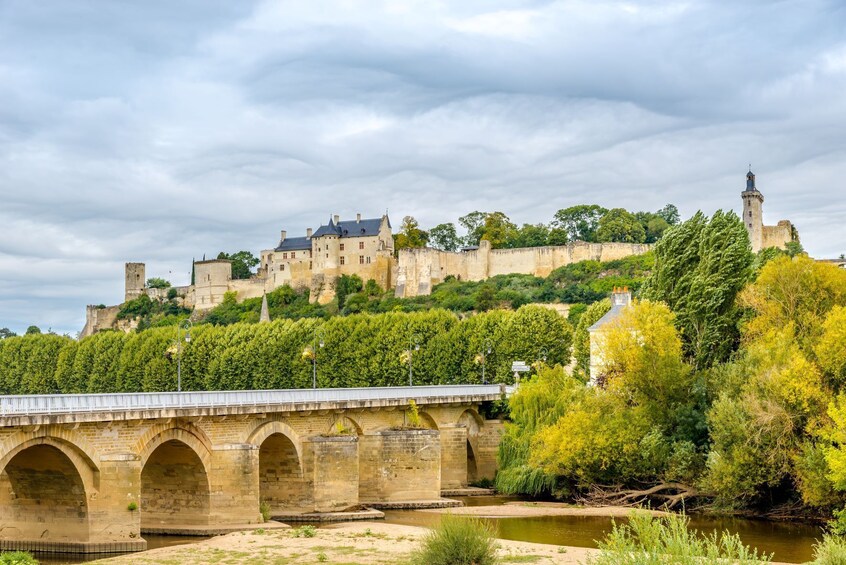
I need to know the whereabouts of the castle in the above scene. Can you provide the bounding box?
[81,170,799,336]
[742,169,796,253]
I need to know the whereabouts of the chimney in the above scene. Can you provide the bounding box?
[306,227,313,238]
[612,286,632,307]
[280,230,287,242]
[333,214,340,225]
[356,213,361,223]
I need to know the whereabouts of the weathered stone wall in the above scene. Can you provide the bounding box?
[762,221,794,251]
[0,400,498,553]
[396,240,653,298]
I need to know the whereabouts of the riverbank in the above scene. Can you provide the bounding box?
[422,501,672,518]
[95,522,599,564]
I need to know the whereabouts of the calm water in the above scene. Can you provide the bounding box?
[28,496,824,564]
[383,496,824,564]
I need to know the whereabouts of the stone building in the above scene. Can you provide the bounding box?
[587,287,632,385]
[741,169,797,253]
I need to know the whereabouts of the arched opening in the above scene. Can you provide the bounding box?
[0,445,89,541]
[259,433,310,514]
[466,440,479,484]
[141,440,210,528]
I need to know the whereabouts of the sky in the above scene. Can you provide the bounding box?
[1,0,845,336]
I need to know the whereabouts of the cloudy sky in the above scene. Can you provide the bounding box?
[1,0,845,335]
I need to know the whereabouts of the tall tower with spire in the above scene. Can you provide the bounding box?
[741,168,764,252]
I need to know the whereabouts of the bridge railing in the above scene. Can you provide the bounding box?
[0,384,512,416]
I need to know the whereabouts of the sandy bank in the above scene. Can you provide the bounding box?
[423,501,672,518]
[96,521,598,564]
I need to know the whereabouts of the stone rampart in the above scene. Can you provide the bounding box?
[396,240,652,298]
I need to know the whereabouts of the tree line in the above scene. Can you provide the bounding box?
[497,209,846,522]
[0,305,571,396]
[394,203,680,252]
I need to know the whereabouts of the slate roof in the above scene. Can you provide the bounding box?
[312,217,387,239]
[588,303,628,332]
[275,236,313,252]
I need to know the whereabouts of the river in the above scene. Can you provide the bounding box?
[32,496,824,564]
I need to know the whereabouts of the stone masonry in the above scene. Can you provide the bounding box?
[0,392,503,554]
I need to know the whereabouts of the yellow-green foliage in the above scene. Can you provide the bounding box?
[410,514,500,565]
[588,512,771,564]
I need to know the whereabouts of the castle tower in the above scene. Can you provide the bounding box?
[741,169,764,253]
[125,262,146,302]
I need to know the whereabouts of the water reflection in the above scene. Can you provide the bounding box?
[382,496,823,564]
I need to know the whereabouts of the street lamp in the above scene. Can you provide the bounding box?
[536,347,548,367]
[480,338,493,384]
[311,328,325,389]
[408,335,421,386]
[176,319,192,393]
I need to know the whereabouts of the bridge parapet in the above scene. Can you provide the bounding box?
[0,384,511,426]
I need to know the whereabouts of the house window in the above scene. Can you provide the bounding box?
[340,243,345,251]
[291,252,296,259]
[283,252,288,259]
[281,264,285,271]
[359,256,364,264]
[309,261,312,269]
[340,256,345,265]
[366,256,371,264]
[359,241,365,250]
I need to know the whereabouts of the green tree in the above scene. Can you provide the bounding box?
[657,203,681,226]
[0,328,16,339]
[595,208,647,243]
[507,223,550,248]
[393,216,429,251]
[643,210,753,369]
[428,223,460,252]
[336,274,364,310]
[479,212,517,249]
[552,205,608,242]
[458,211,487,247]
[25,325,41,335]
[217,251,259,280]
[146,277,171,289]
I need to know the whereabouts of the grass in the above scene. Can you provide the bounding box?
[811,535,846,564]
[409,513,500,565]
[586,511,772,564]
[0,553,38,565]
[291,525,318,538]
[259,500,271,522]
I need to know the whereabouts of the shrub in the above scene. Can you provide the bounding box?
[587,512,771,564]
[812,535,846,564]
[0,552,38,565]
[127,501,138,512]
[410,514,499,565]
[259,500,271,522]
[293,525,317,538]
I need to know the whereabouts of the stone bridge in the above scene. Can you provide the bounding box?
[0,385,507,554]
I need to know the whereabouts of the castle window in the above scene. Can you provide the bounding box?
[359,256,364,264]
[340,243,345,251]
[283,252,288,259]
[340,256,345,265]
[359,241,365,250]
[309,261,312,269]
[291,252,296,259]
[281,264,285,271]
[748,211,752,217]
[749,223,753,228]
[366,256,371,264]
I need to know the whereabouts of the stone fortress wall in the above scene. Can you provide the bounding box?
[395,240,653,298]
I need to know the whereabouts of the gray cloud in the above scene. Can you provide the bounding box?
[1,0,845,334]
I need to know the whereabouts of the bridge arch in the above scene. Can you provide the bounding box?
[0,436,97,543]
[138,427,212,528]
[249,421,311,514]
[458,409,484,484]
[327,415,363,436]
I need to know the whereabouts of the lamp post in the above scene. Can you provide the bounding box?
[408,335,421,386]
[480,338,493,384]
[536,347,548,367]
[312,328,325,389]
[176,319,192,393]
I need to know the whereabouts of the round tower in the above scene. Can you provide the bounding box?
[741,169,764,253]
